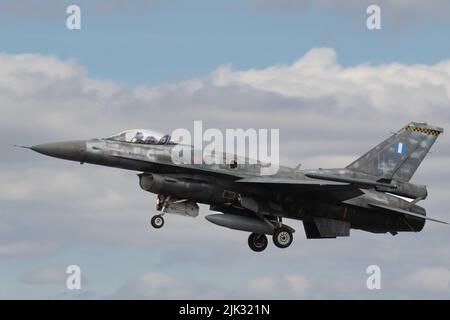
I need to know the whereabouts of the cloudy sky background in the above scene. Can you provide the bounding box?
[1,0,450,299]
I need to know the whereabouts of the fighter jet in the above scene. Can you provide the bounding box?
[18,122,447,252]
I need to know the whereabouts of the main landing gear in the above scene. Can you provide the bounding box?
[272,227,293,249]
[248,226,294,252]
[248,233,268,252]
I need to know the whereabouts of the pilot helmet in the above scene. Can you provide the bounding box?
[135,131,144,140]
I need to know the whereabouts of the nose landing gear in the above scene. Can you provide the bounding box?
[151,215,164,228]
[150,195,169,229]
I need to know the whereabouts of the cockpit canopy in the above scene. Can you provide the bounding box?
[106,129,171,145]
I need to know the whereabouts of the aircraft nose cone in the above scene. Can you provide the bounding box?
[31,140,86,162]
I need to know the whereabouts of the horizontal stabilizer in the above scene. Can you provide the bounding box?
[368,203,448,225]
[303,218,350,239]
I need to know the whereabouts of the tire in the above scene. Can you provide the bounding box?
[248,233,268,252]
[151,215,164,229]
[273,228,293,248]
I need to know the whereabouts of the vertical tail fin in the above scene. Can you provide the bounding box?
[346,122,443,182]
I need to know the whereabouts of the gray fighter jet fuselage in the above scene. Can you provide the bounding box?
[20,122,447,252]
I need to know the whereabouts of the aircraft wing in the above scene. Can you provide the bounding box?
[237,177,350,188]
[110,154,244,180]
[368,203,449,224]
[112,154,362,198]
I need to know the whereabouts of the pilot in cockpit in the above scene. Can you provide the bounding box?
[145,135,157,144]
[108,129,170,145]
[134,131,144,143]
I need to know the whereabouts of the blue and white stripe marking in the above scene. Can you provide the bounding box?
[395,142,406,158]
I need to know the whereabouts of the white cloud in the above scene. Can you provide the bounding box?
[115,272,310,299]
[113,272,224,299]
[0,241,60,259]
[3,48,450,146]
[1,48,450,259]
[21,265,68,286]
[1,48,450,299]
[241,274,310,298]
[210,47,450,118]
[115,272,193,299]
[397,267,450,292]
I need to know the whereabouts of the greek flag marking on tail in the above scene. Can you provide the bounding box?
[346,122,443,182]
[395,142,406,158]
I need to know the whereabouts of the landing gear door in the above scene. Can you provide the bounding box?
[157,195,199,218]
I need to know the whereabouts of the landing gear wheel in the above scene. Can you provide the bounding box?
[151,215,164,229]
[248,233,268,252]
[273,228,293,249]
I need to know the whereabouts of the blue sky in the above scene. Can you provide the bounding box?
[1,0,450,299]
[1,0,450,85]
